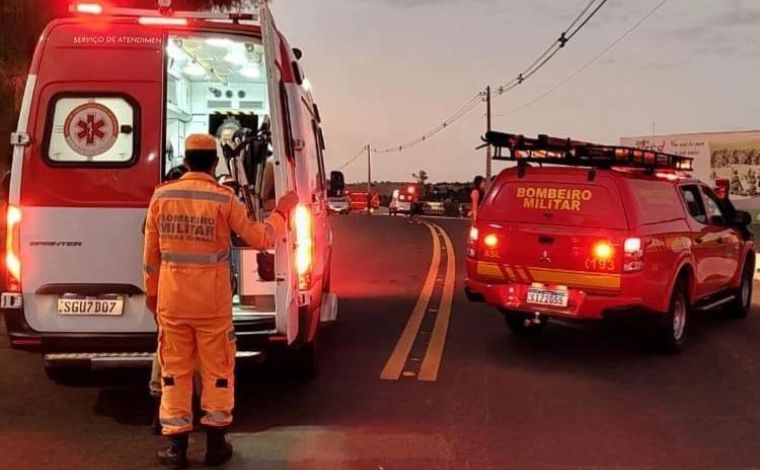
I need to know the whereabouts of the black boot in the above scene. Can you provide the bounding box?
[157,433,189,469]
[151,397,162,436]
[204,426,233,466]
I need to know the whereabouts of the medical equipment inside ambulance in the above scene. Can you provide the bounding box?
[163,33,276,310]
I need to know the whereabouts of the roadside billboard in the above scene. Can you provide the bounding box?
[620,130,760,217]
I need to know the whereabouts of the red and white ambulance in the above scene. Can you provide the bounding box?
[1,1,337,381]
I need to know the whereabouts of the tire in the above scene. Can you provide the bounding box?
[652,278,689,355]
[291,340,318,381]
[502,311,548,337]
[44,366,90,386]
[727,257,754,319]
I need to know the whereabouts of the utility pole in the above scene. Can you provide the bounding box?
[485,86,492,183]
[366,144,372,214]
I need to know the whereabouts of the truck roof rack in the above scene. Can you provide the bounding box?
[484,131,694,172]
[69,1,266,23]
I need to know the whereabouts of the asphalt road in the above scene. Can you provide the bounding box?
[2,214,760,469]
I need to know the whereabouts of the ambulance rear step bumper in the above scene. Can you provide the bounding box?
[44,351,265,370]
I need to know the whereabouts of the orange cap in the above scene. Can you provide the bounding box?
[185,134,217,152]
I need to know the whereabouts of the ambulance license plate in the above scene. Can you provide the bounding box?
[57,297,125,316]
[526,288,568,308]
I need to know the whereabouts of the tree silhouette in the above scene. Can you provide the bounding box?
[412,170,429,185]
[0,0,242,168]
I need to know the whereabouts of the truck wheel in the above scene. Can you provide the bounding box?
[502,311,548,336]
[652,279,689,355]
[726,258,753,319]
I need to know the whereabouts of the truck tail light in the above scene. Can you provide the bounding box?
[469,227,479,243]
[483,234,498,248]
[294,204,313,290]
[592,240,614,260]
[466,226,479,258]
[623,237,644,273]
[6,205,22,292]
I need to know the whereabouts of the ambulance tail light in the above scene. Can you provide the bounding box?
[294,204,314,290]
[5,205,22,293]
[623,237,644,273]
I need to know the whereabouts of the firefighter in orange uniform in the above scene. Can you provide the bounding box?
[144,134,297,468]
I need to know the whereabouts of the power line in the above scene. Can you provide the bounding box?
[371,92,483,154]
[348,0,613,159]
[505,0,670,116]
[338,146,368,170]
[493,0,610,95]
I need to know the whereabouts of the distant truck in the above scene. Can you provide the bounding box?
[347,191,379,213]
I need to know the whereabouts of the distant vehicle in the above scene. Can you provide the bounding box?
[347,191,379,213]
[2,1,337,382]
[328,196,349,214]
[389,183,418,216]
[466,131,755,354]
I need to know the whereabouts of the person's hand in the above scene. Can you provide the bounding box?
[276,191,299,217]
[146,295,158,316]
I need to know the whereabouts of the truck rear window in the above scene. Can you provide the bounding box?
[491,181,627,229]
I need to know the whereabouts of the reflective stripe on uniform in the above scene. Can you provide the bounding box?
[202,411,233,427]
[155,189,230,204]
[160,416,192,428]
[161,251,230,265]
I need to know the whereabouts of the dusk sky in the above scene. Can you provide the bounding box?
[273,0,760,183]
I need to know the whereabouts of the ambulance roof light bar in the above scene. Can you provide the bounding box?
[484,131,694,172]
[69,1,266,22]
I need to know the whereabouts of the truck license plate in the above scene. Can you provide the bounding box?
[526,288,568,308]
[57,297,125,316]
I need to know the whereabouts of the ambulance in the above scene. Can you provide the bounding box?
[467,132,755,354]
[1,1,337,381]
[389,183,418,216]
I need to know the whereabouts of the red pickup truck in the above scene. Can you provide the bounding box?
[466,132,755,354]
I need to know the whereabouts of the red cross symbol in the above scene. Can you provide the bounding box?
[76,113,107,145]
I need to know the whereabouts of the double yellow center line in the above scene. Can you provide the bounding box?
[380,221,456,382]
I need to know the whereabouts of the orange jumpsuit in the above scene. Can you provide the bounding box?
[143,172,285,435]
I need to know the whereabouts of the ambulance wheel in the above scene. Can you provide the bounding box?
[726,256,754,319]
[502,311,547,336]
[652,278,689,355]
[45,366,88,386]
[291,340,318,381]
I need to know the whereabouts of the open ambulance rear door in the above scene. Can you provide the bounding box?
[260,3,299,344]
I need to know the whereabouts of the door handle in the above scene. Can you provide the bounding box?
[538,235,555,245]
[716,237,725,245]
[695,236,704,245]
